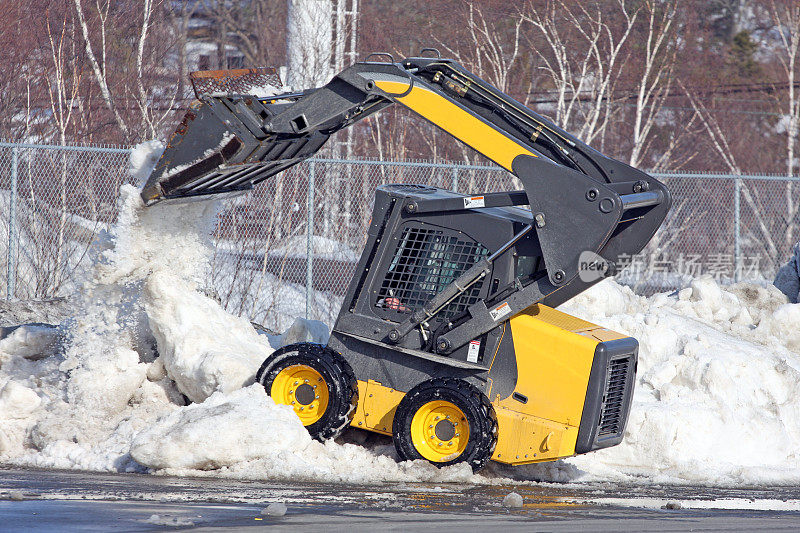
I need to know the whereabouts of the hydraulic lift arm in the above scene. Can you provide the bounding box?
[141,53,670,352]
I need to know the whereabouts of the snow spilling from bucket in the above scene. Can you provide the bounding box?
[1,140,799,486]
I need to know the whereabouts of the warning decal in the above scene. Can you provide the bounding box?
[489,302,512,321]
[467,340,481,363]
[463,196,485,209]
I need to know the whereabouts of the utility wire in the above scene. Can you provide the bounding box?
[527,80,800,104]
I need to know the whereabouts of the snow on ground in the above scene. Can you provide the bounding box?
[0,299,74,326]
[1,141,800,486]
[269,235,360,262]
[589,496,800,512]
[211,256,343,334]
[553,277,800,485]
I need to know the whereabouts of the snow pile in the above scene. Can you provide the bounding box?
[0,324,60,362]
[144,271,273,403]
[271,317,329,347]
[0,381,41,420]
[261,502,288,517]
[248,83,282,98]
[145,514,195,527]
[502,492,523,508]
[130,385,308,470]
[0,141,268,471]
[556,276,800,485]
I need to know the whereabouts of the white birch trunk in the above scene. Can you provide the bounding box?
[286,0,333,90]
[73,0,130,139]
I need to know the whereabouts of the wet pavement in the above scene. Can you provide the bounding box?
[1,466,799,531]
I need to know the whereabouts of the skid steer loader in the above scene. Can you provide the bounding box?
[141,51,670,470]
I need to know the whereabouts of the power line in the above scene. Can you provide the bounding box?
[526,80,800,105]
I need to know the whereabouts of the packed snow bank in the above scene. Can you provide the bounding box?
[133,383,476,484]
[144,271,273,403]
[552,276,800,485]
[271,317,329,347]
[131,384,479,484]
[0,324,61,362]
[130,385,308,470]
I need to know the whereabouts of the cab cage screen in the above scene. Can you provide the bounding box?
[375,224,488,320]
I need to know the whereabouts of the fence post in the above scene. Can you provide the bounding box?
[6,145,19,300]
[451,166,459,192]
[305,161,316,320]
[734,177,741,282]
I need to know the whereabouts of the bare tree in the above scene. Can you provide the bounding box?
[71,0,182,142]
[73,0,131,140]
[42,8,84,293]
[129,0,181,139]
[286,0,334,89]
[436,2,522,93]
[44,10,82,148]
[682,80,782,267]
[173,0,198,100]
[628,0,679,168]
[523,0,639,146]
[770,0,800,247]
[199,0,287,67]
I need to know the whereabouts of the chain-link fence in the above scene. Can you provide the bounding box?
[0,143,133,300]
[2,142,799,331]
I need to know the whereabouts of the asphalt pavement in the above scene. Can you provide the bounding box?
[1,467,799,531]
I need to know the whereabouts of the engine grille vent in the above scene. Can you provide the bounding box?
[378,225,488,319]
[598,356,633,437]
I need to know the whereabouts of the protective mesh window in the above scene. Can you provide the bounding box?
[377,225,488,318]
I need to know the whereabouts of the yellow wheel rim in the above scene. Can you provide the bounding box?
[410,400,470,462]
[270,364,329,426]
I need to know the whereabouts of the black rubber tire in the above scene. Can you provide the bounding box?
[392,377,498,471]
[256,343,358,441]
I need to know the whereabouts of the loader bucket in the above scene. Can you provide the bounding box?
[140,68,330,205]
